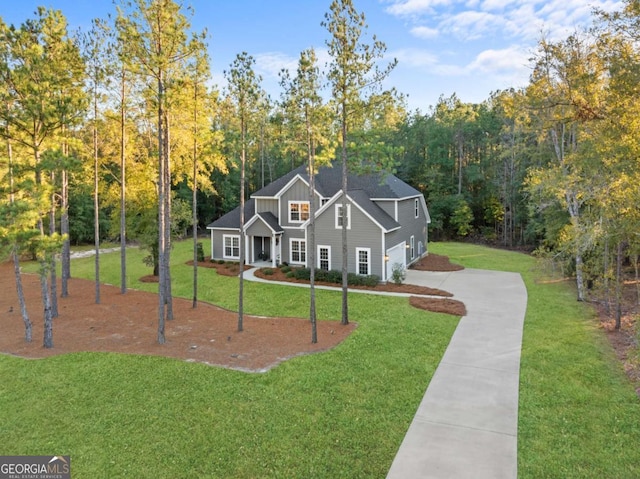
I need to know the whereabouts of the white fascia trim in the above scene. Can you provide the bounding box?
[275,174,309,199]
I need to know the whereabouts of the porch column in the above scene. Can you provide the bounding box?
[272,233,277,268]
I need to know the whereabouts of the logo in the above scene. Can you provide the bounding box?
[0,456,70,479]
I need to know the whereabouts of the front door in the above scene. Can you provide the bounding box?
[253,236,271,262]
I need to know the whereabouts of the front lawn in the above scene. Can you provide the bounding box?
[3,241,639,477]
[1,240,458,478]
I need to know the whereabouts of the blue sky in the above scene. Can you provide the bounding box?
[1,0,624,112]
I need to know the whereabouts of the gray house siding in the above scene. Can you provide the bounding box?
[375,200,396,220]
[395,197,428,265]
[255,198,278,218]
[313,196,384,278]
[279,178,310,228]
[210,229,239,260]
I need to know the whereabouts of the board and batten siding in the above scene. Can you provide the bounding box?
[279,177,322,228]
[312,196,384,277]
[255,198,278,218]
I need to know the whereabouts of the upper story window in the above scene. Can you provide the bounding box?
[289,201,309,223]
[335,204,351,229]
[415,198,420,218]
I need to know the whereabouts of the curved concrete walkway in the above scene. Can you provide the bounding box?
[387,268,527,479]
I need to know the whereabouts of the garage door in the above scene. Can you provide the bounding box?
[386,242,406,282]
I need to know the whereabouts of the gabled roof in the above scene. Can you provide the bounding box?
[347,189,401,232]
[206,198,255,230]
[250,162,422,201]
[246,212,283,234]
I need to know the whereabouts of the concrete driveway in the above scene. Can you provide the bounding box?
[387,268,528,479]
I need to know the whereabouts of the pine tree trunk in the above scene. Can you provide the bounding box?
[13,247,32,343]
[157,74,166,344]
[615,241,624,330]
[61,167,70,297]
[120,68,127,295]
[40,262,53,349]
[340,116,349,326]
[93,98,101,305]
[192,89,199,308]
[308,129,317,344]
[238,121,246,333]
[49,190,59,318]
[164,113,173,321]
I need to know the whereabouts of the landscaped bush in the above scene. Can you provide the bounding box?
[262,268,274,276]
[391,262,406,285]
[314,268,329,282]
[196,242,205,262]
[285,271,295,278]
[326,269,342,284]
[362,274,380,287]
[217,259,225,264]
[280,265,291,273]
[293,267,311,281]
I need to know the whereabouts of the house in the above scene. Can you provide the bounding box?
[206,163,430,283]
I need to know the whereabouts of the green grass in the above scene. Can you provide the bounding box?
[2,239,458,478]
[430,242,640,478]
[6,241,640,477]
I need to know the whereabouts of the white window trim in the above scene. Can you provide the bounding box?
[318,245,331,271]
[335,204,351,229]
[410,235,415,260]
[289,238,306,265]
[223,234,240,259]
[356,247,371,276]
[288,201,310,223]
[415,198,420,218]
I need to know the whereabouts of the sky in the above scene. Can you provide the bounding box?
[1,0,625,112]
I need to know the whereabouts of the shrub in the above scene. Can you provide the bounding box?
[280,265,291,273]
[326,270,342,284]
[362,274,380,287]
[314,268,329,282]
[391,262,406,285]
[347,272,362,286]
[285,271,295,278]
[196,242,205,262]
[293,267,311,281]
[262,268,274,276]
[217,259,225,264]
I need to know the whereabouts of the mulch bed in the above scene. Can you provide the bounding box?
[0,262,355,372]
[410,253,464,272]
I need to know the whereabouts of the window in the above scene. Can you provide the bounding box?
[321,198,329,207]
[410,235,415,260]
[318,246,331,271]
[335,204,351,229]
[289,201,309,223]
[223,235,240,259]
[415,198,420,218]
[290,239,306,264]
[356,248,370,275]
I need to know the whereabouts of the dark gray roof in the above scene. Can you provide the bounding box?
[251,162,421,200]
[255,212,283,233]
[347,189,401,232]
[206,198,255,230]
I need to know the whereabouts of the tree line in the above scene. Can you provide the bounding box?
[1,0,639,347]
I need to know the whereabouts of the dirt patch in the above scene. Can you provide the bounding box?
[0,263,356,372]
[410,253,464,272]
[409,296,467,316]
[253,266,452,298]
[590,280,640,396]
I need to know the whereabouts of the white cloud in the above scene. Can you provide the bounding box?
[410,25,440,39]
[385,0,452,16]
[467,45,529,73]
[439,10,507,40]
[393,48,439,67]
[254,52,298,79]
